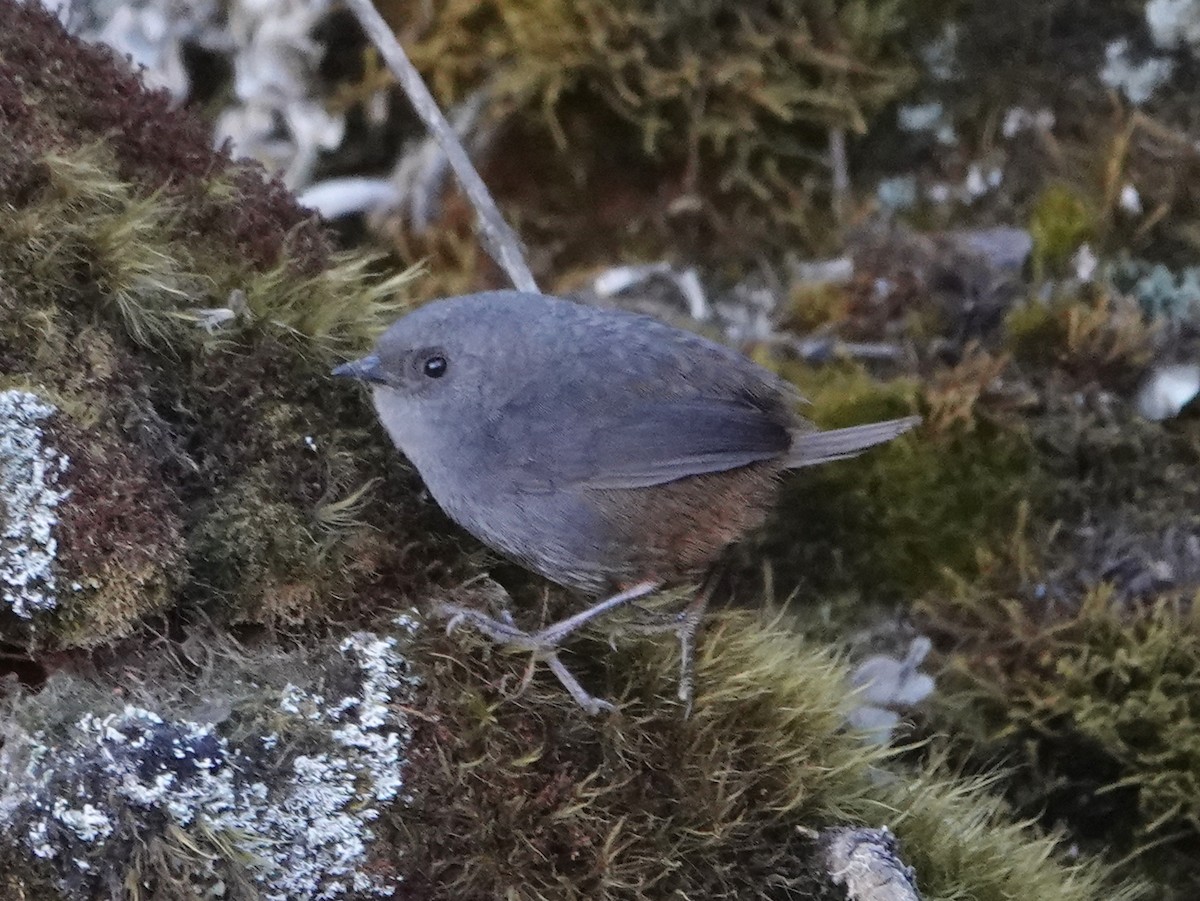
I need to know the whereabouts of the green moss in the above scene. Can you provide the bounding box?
[189,470,325,622]
[389,0,957,260]
[1004,292,1153,387]
[401,607,1137,900]
[1029,184,1097,278]
[744,362,1034,601]
[1005,299,1065,367]
[922,589,1200,898]
[783,281,852,333]
[0,5,432,648]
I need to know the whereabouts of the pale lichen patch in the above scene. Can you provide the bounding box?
[0,390,70,619]
[0,626,423,900]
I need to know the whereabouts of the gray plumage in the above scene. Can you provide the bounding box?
[334,290,919,594]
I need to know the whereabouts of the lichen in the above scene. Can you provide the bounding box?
[1108,259,1200,323]
[0,623,421,901]
[0,390,70,620]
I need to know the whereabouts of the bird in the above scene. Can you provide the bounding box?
[333,290,919,714]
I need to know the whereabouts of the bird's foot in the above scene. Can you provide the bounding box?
[438,602,549,652]
[435,600,632,716]
[617,588,714,717]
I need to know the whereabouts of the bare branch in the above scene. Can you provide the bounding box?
[343,0,539,294]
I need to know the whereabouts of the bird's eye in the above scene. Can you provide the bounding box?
[422,354,448,378]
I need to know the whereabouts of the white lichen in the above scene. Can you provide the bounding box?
[60,0,350,189]
[0,390,70,619]
[1001,107,1055,139]
[0,627,423,900]
[919,23,959,82]
[1119,183,1143,215]
[1100,39,1174,105]
[897,102,957,145]
[847,637,935,746]
[1137,364,1200,421]
[1146,0,1200,54]
[876,176,918,212]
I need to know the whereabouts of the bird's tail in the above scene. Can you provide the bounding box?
[784,416,920,468]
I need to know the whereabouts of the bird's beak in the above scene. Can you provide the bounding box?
[331,354,386,385]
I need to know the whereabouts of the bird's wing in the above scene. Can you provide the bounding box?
[488,394,792,491]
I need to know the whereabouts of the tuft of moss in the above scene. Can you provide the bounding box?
[921,587,1200,898]
[743,361,1035,601]
[396,605,1138,900]
[1004,291,1154,389]
[1029,185,1097,278]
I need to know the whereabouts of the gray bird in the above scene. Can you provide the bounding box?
[333,290,918,713]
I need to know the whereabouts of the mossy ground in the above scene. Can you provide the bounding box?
[343,0,960,281]
[387,607,1139,900]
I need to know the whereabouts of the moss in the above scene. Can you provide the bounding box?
[188,470,324,622]
[1005,291,1154,389]
[782,281,852,333]
[742,361,1035,601]
[397,606,1137,900]
[1005,298,1064,365]
[921,587,1200,898]
[1025,393,1200,540]
[47,418,185,644]
[0,0,461,650]
[380,0,958,262]
[1030,184,1096,277]
[0,0,330,273]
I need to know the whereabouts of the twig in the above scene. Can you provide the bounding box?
[829,127,849,225]
[772,334,904,364]
[343,0,539,293]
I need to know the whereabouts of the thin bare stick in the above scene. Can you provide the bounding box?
[343,0,539,294]
[829,127,849,225]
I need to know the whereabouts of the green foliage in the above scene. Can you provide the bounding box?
[7,149,198,349]
[236,249,416,357]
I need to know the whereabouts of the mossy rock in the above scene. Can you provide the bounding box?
[0,607,1141,901]
[0,2,466,647]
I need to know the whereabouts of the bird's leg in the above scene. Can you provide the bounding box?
[437,579,661,650]
[674,581,717,717]
[435,579,662,714]
[531,579,662,646]
[611,577,718,716]
[544,653,615,715]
